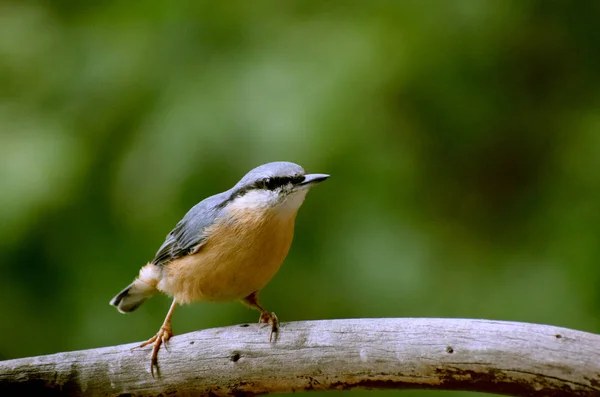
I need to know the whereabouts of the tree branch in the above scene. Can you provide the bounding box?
[1,318,599,396]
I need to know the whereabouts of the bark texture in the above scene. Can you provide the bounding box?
[1,318,599,396]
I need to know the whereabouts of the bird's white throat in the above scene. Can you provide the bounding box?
[229,188,309,215]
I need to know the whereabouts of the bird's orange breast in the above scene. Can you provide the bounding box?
[157,206,298,304]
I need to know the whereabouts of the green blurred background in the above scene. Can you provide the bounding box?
[1,1,599,396]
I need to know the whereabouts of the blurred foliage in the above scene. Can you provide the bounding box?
[1,1,599,396]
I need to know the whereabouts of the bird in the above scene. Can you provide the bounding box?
[109,161,329,376]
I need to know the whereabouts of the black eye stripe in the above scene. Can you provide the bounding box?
[228,174,306,203]
[291,175,305,184]
[255,175,305,190]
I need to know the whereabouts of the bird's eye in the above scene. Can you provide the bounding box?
[255,177,294,190]
[265,178,278,190]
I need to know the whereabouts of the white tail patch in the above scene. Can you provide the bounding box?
[138,263,161,288]
[109,263,161,313]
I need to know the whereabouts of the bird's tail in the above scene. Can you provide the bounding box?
[109,264,161,313]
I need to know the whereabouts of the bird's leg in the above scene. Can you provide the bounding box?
[136,298,177,377]
[242,291,278,342]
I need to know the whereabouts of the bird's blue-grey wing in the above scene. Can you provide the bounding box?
[151,192,229,267]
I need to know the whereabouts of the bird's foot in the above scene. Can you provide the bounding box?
[135,324,173,377]
[258,312,279,342]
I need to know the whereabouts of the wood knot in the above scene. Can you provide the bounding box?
[230,352,241,362]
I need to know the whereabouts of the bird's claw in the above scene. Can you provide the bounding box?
[161,333,171,353]
[135,325,173,378]
[259,312,279,342]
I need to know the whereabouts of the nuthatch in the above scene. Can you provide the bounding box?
[110,161,328,376]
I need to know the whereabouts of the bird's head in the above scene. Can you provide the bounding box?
[228,161,329,213]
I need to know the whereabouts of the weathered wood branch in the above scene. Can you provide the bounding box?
[1,318,599,396]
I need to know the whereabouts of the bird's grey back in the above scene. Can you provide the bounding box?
[151,190,230,266]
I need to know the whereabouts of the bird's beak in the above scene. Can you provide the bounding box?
[298,173,330,186]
